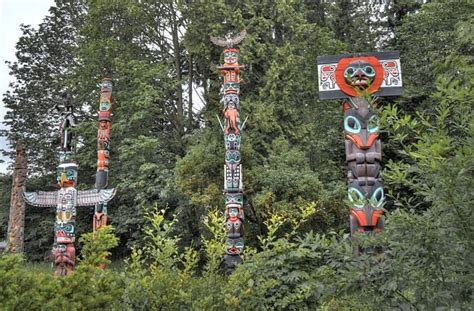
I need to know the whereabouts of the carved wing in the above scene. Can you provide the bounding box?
[23,191,58,207]
[229,30,246,47]
[210,30,247,48]
[76,188,116,206]
[210,35,228,47]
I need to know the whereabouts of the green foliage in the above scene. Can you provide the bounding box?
[0,173,11,240]
[79,225,118,267]
[0,226,123,310]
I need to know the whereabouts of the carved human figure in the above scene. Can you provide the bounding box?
[224,102,239,135]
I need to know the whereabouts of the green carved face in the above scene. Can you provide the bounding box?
[225,150,241,164]
[224,51,238,64]
[100,101,110,111]
[348,183,384,209]
[224,83,240,92]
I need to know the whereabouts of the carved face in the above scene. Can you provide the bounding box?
[225,238,244,255]
[98,111,111,121]
[55,221,75,243]
[57,163,78,188]
[344,61,376,89]
[224,82,240,94]
[225,150,241,164]
[99,99,111,111]
[224,94,240,109]
[224,50,239,64]
[226,217,243,238]
[57,188,76,222]
[225,133,241,150]
[348,181,384,210]
[101,79,113,91]
[98,121,110,142]
[344,110,379,149]
[225,193,243,205]
[225,206,244,221]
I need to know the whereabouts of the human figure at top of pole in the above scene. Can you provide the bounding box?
[54,92,77,160]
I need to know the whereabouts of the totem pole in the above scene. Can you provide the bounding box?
[317,52,403,235]
[6,142,27,253]
[23,94,116,276]
[211,30,247,273]
[94,78,113,232]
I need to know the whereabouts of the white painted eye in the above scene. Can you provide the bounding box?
[344,116,361,134]
[364,66,376,77]
[345,67,355,76]
[370,187,384,208]
[348,187,365,208]
[367,115,380,133]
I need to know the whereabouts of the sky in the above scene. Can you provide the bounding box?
[0,0,56,173]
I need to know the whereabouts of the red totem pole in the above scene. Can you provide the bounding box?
[317,52,403,236]
[211,30,246,273]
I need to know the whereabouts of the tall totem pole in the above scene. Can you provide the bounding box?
[23,93,116,276]
[6,142,27,253]
[94,78,113,232]
[317,52,403,236]
[211,30,247,273]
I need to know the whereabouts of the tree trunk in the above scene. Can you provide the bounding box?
[187,53,193,130]
[6,142,27,254]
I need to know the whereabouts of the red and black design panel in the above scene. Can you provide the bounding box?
[317,51,402,100]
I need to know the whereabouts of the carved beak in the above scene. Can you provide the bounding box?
[59,172,67,187]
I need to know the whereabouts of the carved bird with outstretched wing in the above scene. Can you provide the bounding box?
[210,30,247,48]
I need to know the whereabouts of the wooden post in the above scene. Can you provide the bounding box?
[6,142,27,253]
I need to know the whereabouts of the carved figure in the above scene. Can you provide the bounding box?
[212,31,246,273]
[224,103,239,135]
[317,52,403,237]
[22,82,116,275]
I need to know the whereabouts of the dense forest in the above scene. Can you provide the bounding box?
[0,0,472,309]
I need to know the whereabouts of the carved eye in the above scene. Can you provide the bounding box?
[235,240,244,249]
[344,116,361,134]
[344,67,355,77]
[364,66,375,77]
[367,115,380,133]
[348,187,365,208]
[66,169,75,180]
[64,224,74,233]
[370,187,384,208]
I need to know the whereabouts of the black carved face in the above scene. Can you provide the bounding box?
[344,61,376,89]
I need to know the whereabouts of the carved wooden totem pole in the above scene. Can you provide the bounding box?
[6,142,27,253]
[23,92,116,276]
[317,52,403,235]
[211,30,246,273]
[94,78,113,232]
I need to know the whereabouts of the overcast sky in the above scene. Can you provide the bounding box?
[0,0,56,173]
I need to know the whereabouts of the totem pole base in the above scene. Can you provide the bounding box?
[53,243,75,276]
[222,254,243,275]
